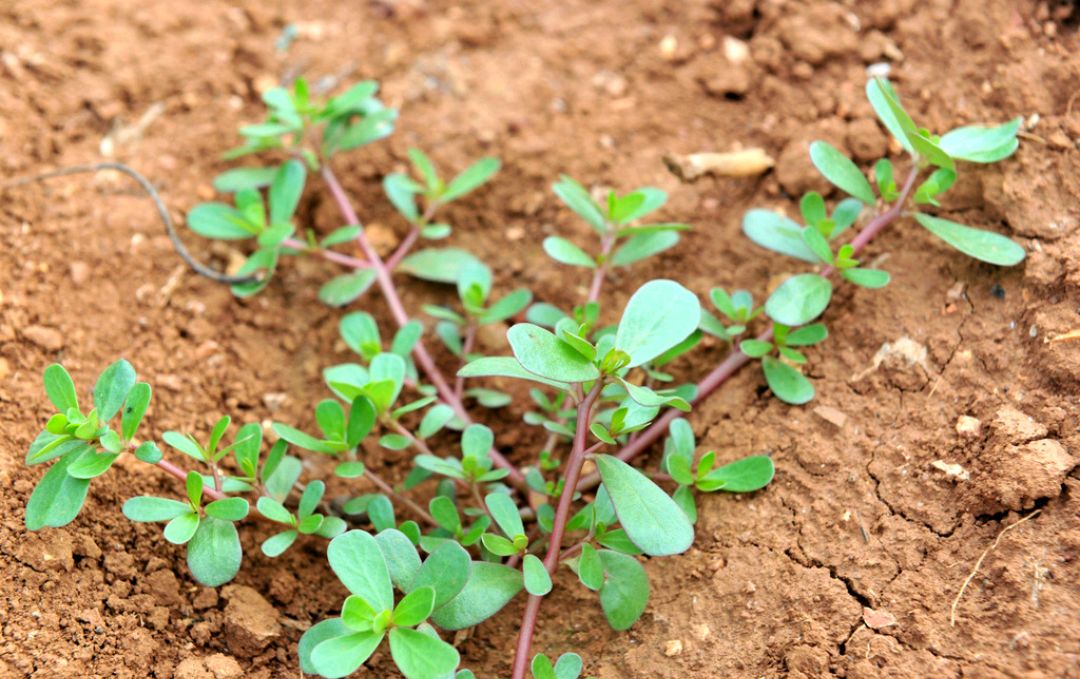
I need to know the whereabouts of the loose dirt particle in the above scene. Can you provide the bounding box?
[663,639,683,656]
[812,405,848,429]
[21,325,64,351]
[955,415,982,439]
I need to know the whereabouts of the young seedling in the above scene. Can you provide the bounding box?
[19,76,1024,678]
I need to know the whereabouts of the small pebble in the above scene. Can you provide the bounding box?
[955,415,982,439]
[663,639,683,657]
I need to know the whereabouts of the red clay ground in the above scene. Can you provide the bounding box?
[1,0,1079,677]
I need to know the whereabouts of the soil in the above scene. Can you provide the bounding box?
[1,0,1079,677]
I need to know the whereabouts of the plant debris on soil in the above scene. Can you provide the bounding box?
[2,0,1079,677]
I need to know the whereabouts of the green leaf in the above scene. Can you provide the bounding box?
[311,630,385,679]
[398,248,483,284]
[342,594,379,631]
[134,441,163,464]
[93,359,136,421]
[940,117,1021,163]
[384,173,420,221]
[347,396,377,448]
[389,627,460,679]
[298,618,349,675]
[478,289,532,324]
[764,274,832,327]
[598,550,649,631]
[577,543,604,591]
[867,79,915,153]
[523,554,552,596]
[842,268,891,288]
[431,562,523,630]
[187,203,257,240]
[786,323,828,346]
[910,133,955,172]
[185,470,203,507]
[485,492,525,538]
[914,214,1025,266]
[462,424,494,459]
[256,496,294,524]
[542,237,595,268]
[532,654,557,679]
[120,382,151,441]
[554,653,584,679]
[340,311,381,359]
[619,379,690,412]
[613,187,667,223]
[553,175,606,233]
[319,270,378,307]
[442,157,500,202]
[269,159,306,223]
[801,226,833,264]
[610,231,679,267]
[409,148,440,191]
[213,167,277,193]
[164,511,200,544]
[615,280,701,368]
[271,423,342,455]
[66,450,119,479]
[263,454,302,502]
[762,356,814,405]
[320,225,363,248]
[25,432,85,466]
[393,586,436,627]
[418,404,455,439]
[316,400,346,442]
[123,496,191,522]
[595,455,693,556]
[698,455,775,492]
[25,452,90,530]
[43,364,78,412]
[163,431,205,461]
[429,496,461,533]
[808,141,875,204]
[407,540,471,609]
[328,530,394,612]
[375,528,423,589]
[230,247,278,298]
[508,324,600,383]
[741,209,818,263]
[205,497,249,522]
[457,356,570,390]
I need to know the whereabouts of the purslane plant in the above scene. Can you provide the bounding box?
[18,77,1024,678]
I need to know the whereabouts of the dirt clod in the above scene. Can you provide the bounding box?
[222,585,281,658]
[21,325,64,351]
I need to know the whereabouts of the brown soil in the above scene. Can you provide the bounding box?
[2,0,1079,677]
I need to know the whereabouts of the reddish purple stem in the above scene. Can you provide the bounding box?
[320,165,528,488]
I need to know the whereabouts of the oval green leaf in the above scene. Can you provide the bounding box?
[594,455,693,556]
[808,141,875,204]
[914,213,1025,266]
[764,274,832,327]
[508,324,600,383]
[614,280,701,368]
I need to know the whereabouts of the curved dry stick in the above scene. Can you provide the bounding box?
[3,162,258,285]
[950,508,1042,626]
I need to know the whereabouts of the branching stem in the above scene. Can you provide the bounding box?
[510,381,603,679]
[320,164,527,488]
[575,165,922,490]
